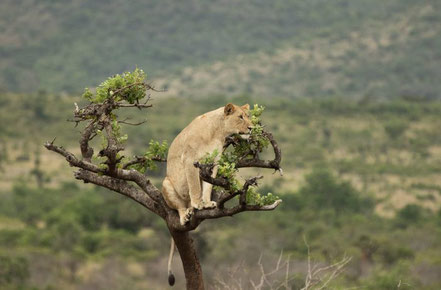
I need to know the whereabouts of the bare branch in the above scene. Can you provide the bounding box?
[117,103,153,108]
[216,251,292,290]
[195,199,282,219]
[80,120,97,161]
[118,118,148,126]
[44,141,103,173]
[301,237,352,290]
[74,169,161,216]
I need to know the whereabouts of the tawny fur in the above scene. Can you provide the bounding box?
[162,103,252,225]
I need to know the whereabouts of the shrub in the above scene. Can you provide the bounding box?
[383,118,408,140]
[0,254,29,287]
[394,204,424,228]
[299,167,374,214]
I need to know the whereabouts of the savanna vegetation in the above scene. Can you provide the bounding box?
[1,90,441,289]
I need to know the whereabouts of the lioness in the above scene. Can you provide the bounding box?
[162,103,252,225]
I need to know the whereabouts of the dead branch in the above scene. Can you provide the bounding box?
[301,237,352,290]
[117,103,153,108]
[74,169,162,216]
[214,243,351,290]
[215,251,292,290]
[118,117,148,126]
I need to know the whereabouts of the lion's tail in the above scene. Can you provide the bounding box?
[168,237,176,286]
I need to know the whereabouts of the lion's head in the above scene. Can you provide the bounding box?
[223,103,252,135]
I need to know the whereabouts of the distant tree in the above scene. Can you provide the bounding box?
[45,68,282,289]
[394,204,424,228]
[383,118,408,140]
[299,167,373,214]
[29,148,50,188]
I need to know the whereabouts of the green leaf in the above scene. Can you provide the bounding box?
[82,68,147,104]
[128,140,168,172]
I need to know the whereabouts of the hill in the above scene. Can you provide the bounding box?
[155,2,441,100]
[1,0,440,99]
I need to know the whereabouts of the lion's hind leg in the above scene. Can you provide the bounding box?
[162,177,193,225]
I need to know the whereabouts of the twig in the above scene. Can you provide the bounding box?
[301,237,352,290]
[119,119,148,126]
[117,103,153,108]
[122,155,166,169]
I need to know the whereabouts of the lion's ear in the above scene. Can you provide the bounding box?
[241,104,250,111]
[224,103,235,115]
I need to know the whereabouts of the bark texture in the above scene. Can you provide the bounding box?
[170,229,205,290]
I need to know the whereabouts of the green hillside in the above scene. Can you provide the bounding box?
[156,2,441,100]
[1,0,440,99]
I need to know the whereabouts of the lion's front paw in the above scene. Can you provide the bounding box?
[179,208,194,225]
[202,200,217,209]
[191,201,205,210]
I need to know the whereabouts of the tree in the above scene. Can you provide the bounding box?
[44,68,282,289]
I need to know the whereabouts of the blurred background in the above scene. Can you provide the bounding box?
[1,0,441,289]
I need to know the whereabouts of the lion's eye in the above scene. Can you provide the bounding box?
[239,115,244,120]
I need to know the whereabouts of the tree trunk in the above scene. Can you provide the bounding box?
[169,228,205,290]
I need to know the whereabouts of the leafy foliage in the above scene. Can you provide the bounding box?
[200,149,219,165]
[111,117,128,144]
[246,187,279,206]
[0,254,29,288]
[128,140,168,173]
[82,68,147,104]
[78,68,169,174]
[394,204,425,228]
